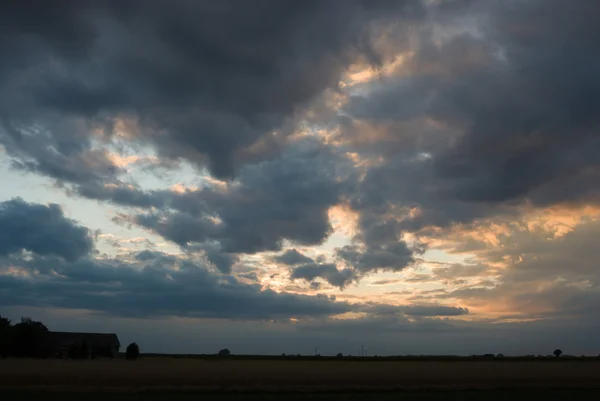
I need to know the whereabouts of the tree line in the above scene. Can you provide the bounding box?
[0,314,140,360]
[0,315,49,358]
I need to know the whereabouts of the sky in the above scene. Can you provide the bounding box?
[1,0,600,356]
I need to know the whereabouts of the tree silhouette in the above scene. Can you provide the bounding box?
[336,353,343,358]
[0,315,10,330]
[12,317,48,357]
[218,348,231,356]
[126,342,140,360]
[0,315,12,358]
[554,349,562,358]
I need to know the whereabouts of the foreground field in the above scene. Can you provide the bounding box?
[1,358,600,391]
[2,389,600,401]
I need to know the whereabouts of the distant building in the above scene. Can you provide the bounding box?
[46,332,120,359]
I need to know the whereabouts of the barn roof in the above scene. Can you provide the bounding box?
[48,332,120,348]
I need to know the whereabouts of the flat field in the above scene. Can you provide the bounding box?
[1,358,600,391]
[2,389,600,401]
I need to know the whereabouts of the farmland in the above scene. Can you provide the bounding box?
[1,357,600,399]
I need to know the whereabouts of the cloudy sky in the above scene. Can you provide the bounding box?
[1,0,600,356]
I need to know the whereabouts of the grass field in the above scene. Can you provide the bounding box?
[1,358,600,399]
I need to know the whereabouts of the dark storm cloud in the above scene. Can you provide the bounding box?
[0,0,422,180]
[74,182,168,209]
[341,0,600,233]
[291,263,356,289]
[204,250,238,274]
[336,236,416,273]
[191,243,239,274]
[0,198,93,261]
[288,229,416,286]
[429,1,600,205]
[347,155,517,235]
[273,249,315,266]
[132,140,355,253]
[0,252,349,319]
[299,202,419,276]
[0,0,424,280]
[0,250,431,320]
[0,116,123,191]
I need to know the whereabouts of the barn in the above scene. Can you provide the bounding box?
[47,332,120,359]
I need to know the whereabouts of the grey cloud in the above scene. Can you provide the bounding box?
[349,156,515,234]
[340,0,600,235]
[135,250,171,262]
[431,217,600,322]
[1,0,424,284]
[345,77,434,123]
[295,314,459,336]
[0,0,422,180]
[362,303,469,317]
[333,199,418,276]
[0,251,351,320]
[0,198,93,261]
[291,263,356,289]
[403,274,433,282]
[445,217,600,292]
[133,140,355,254]
[337,241,414,273]
[0,250,437,321]
[370,279,403,286]
[75,182,168,209]
[273,249,315,266]
[194,243,239,274]
[133,212,218,247]
[238,272,259,283]
[432,264,491,281]
[0,116,123,191]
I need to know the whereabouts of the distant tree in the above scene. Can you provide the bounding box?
[218,348,231,356]
[0,315,10,330]
[554,349,562,358]
[0,315,13,358]
[12,317,49,358]
[126,342,140,360]
[336,353,343,358]
[496,353,504,358]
